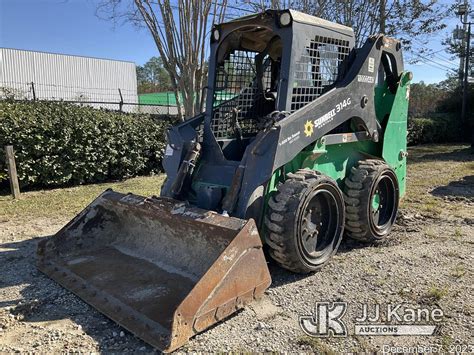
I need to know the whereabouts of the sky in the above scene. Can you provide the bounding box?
[0,0,464,84]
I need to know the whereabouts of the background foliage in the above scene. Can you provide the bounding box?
[0,100,169,188]
[136,56,173,94]
[0,78,470,189]
[407,78,472,145]
[407,114,463,146]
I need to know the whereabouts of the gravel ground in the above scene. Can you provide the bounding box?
[0,145,473,353]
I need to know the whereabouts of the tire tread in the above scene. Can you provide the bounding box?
[265,169,344,273]
[343,159,398,242]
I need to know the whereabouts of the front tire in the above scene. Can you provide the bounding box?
[344,159,399,242]
[264,169,345,274]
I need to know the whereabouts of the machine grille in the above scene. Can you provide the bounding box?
[291,36,351,112]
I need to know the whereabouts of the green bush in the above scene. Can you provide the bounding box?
[0,100,170,188]
[407,113,463,146]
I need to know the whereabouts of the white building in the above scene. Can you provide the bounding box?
[0,48,138,111]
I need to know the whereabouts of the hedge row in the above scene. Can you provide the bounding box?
[0,100,169,188]
[407,113,463,146]
[0,100,463,189]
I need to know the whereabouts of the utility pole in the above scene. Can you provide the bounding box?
[462,22,471,133]
[379,0,386,34]
[456,2,473,149]
[466,23,472,150]
[459,0,469,81]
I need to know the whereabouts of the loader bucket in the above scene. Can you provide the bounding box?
[37,190,271,352]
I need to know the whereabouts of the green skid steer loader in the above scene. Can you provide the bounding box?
[38,9,411,352]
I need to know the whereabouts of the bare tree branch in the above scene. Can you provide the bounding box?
[97,0,227,121]
[241,0,448,49]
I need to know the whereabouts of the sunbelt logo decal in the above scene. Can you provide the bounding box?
[303,98,352,137]
[304,120,314,137]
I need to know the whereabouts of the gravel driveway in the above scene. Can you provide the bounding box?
[0,145,472,352]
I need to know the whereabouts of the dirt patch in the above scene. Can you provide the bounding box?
[0,144,473,352]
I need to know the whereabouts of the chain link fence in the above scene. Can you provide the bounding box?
[0,81,179,116]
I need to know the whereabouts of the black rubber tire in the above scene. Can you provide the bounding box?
[344,159,399,242]
[264,169,345,274]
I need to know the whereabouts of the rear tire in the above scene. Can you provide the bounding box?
[264,169,345,274]
[344,160,399,242]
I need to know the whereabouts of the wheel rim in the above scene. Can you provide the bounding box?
[297,185,343,265]
[369,171,398,235]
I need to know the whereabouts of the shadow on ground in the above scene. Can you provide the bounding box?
[408,147,472,164]
[431,175,474,200]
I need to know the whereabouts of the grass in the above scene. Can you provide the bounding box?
[422,286,448,304]
[374,278,386,287]
[420,201,443,217]
[296,336,336,354]
[450,264,467,279]
[443,250,459,258]
[0,143,471,224]
[0,174,166,222]
[424,228,438,239]
[362,265,377,276]
[452,227,464,239]
[402,144,473,219]
[441,335,454,352]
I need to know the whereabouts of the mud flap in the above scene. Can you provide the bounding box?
[37,190,271,352]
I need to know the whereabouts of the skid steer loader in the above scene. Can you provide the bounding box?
[38,9,411,352]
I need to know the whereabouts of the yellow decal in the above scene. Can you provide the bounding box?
[304,120,314,137]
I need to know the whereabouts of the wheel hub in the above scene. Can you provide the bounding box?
[300,188,340,259]
[370,173,397,233]
[371,192,381,211]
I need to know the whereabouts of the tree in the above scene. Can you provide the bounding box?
[245,0,449,49]
[408,81,448,117]
[437,75,473,132]
[136,56,173,93]
[97,0,228,121]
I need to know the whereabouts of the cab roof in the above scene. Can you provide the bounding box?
[224,9,354,38]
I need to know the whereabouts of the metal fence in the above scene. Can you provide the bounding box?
[0,81,179,116]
